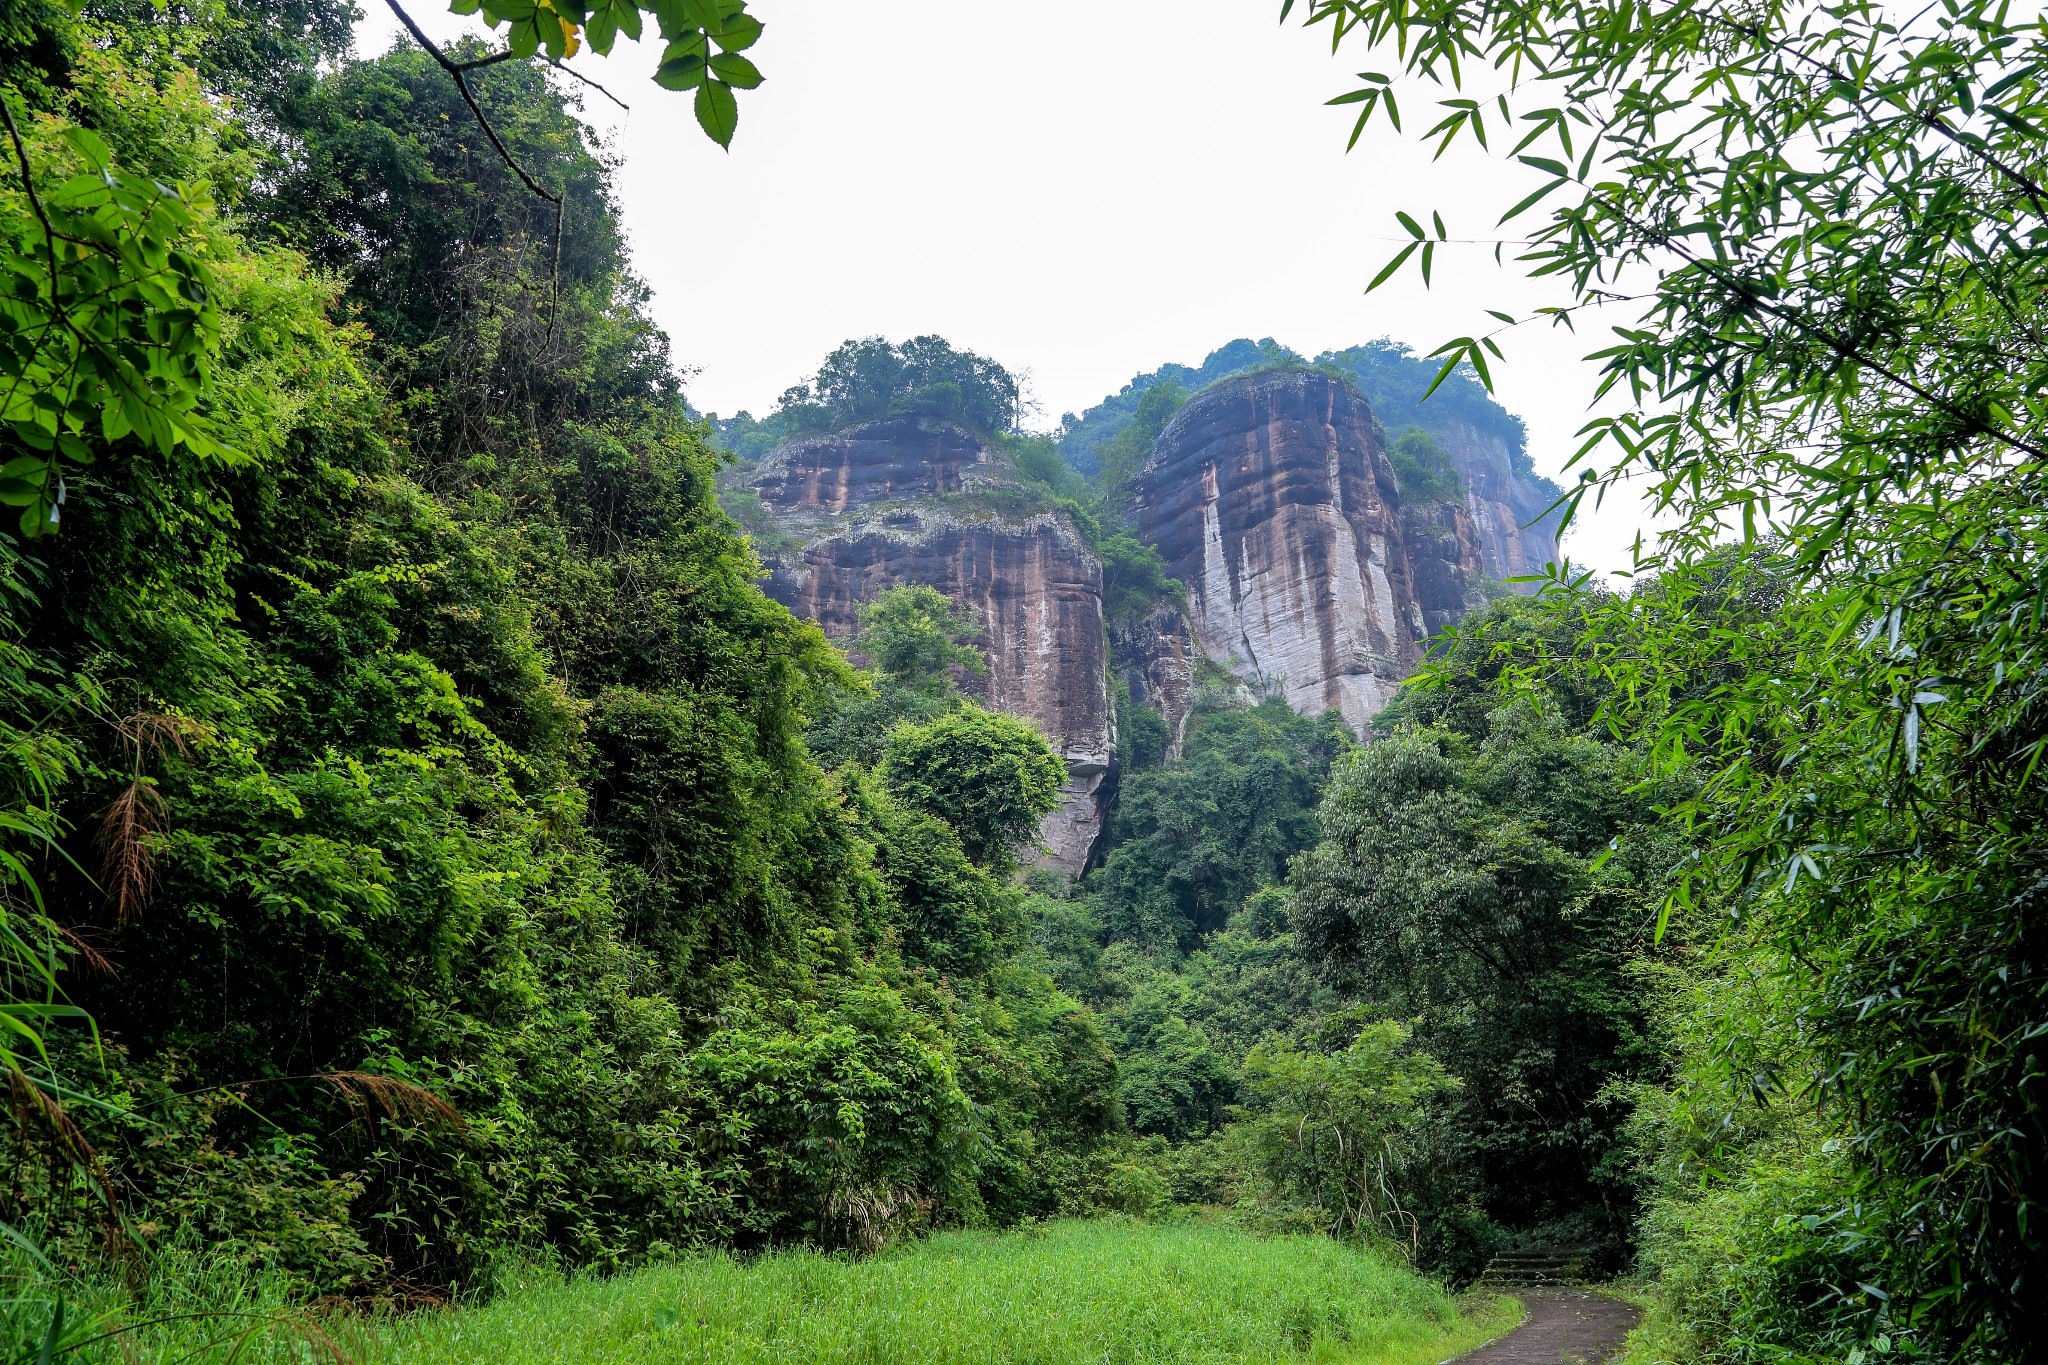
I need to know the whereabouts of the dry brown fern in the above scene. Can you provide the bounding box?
[324,1071,467,1134]
[95,712,206,924]
[96,778,163,925]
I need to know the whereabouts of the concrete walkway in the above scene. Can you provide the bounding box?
[1453,1289,1640,1364]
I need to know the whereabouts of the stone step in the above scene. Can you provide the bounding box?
[1475,1249,1591,1288]
[1488,1254,1587,1264]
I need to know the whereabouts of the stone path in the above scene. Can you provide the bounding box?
[1451,1289,1640,1365]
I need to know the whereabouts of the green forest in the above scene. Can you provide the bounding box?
[0,0,2041,1361]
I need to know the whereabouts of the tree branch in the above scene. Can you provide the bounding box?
[380,0,569,327]
[1575,193,2048,465]
[379,0,561,210]
[1697,1,2048,217]
[547,57,631,112]
[0,95,109,279]
[451,49,522,71]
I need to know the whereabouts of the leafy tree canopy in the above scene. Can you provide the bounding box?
[1087,699,1352,956]
[1289,689,1679,1261]
[1386,429,1460,504]
[882,707,1066,874]
[719,336,1021,457]
[807,584,985,771]
[854,584,986,693]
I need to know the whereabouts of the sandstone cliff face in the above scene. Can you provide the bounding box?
[1131,371,1423,735]
[750,421,984,533]
[735,372,1562,874]
[748,419,1114,875]
[1401,499,1488,638]
[1433,418,1564,583]
[1109,605,1196,759]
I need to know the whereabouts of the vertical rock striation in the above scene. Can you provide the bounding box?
[1109,604,1197,759]
[1131,370,1424,735]
[1432,418,1565,583]
[1401,499,1488,639]
[732,362,1565,873]
[747,419,1115,875]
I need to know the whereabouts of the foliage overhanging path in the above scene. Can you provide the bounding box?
[1283,0,2048,1354]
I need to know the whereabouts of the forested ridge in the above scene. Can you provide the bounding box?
[0,0,2042,1361]
[0,0,1118,1303]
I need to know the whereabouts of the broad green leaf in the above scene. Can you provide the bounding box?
[710,12,763,50]
[695,77,738,147]
[655,49,707,90]
[708,52,762,88]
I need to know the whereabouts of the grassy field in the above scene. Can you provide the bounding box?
[371,1219,1518,1365]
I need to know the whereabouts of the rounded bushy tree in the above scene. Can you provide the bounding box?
[881,707,1065,872]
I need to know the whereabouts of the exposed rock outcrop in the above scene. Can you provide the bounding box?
[751,421,984,533]
[1433,418,1565,583]
[1401,499,1488,639]
[748,419,1114,875]
[1109,605,1197,759]
[1131,370,1423,734]
[733,366,1564,875]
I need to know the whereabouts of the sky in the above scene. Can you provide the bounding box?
[358,0,1657,572]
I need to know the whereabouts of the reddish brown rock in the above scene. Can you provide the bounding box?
[1402,498,1488,638]
[753,421,984,528]
[1131,370,1423,734]
[748,419,1114,875]
[1110,605,1196,759]
[737,380,1563,867]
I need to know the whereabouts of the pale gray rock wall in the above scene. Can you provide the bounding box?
[1131,370,1423,735]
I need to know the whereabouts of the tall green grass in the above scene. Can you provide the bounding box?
[374,1219,1517,1365]
[3,1219,1514,1364]
[1,1233,351,1365]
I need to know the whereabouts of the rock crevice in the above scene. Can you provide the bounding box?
[749,419,1114,876]
[1132,370,1428,735]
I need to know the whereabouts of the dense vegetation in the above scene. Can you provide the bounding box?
[1294,0,2048,1355]
[0,0,2040,1359]
[713,335,1024,462]
[1014,604,1672,1284]
[0,0,1121,1348]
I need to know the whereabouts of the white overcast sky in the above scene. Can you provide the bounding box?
[358,0,1657,572]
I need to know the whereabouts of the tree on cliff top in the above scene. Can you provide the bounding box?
[714,336,1023,459]
[783,336,1020,437]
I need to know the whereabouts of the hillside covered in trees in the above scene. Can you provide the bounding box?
[0,0,1125,1299]
[0,0,2041,1362]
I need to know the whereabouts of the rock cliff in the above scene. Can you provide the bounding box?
[1130,370,1431,735]
[732,358,1561,877]
[1401,498,1488,639]
[746,419,1115,875]
[1109,605,1197,759]
[1432,417,1564,583]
